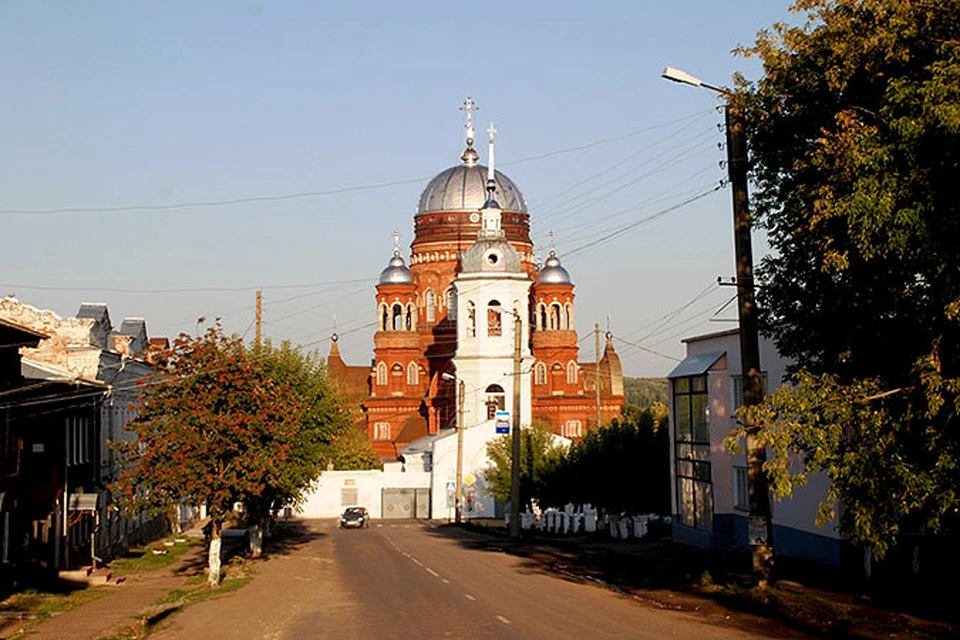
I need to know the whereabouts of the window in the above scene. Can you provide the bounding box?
[563,420,583,438]
[376,362,387,386]
[374,422,391,441]
[564,303,573,330]
[380,304,388,331]
[466,301,476,337]
[425,290,436,323]
[341,488,358,506]
[731,373,769,416]
[447,289,457,321]
[534,362,547,385]
[392,303,404,331]
[487,300,502,337]
[673,375,712,531]
[538,304,547,331]
[485,384,505,420]
[66,416,89,467]
[733,466,749,511]
[407,362,419,386]
[549,303,561,330]
[406,303,415,330]
[566,361,578,384]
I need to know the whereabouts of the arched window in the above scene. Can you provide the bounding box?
[534,362,547,385]
[380,304,388,331]
[407,362,419,386]
[447,289,458,321]
[425,289,436,323]
[567,361,578,384]
[407,303,417,330]
[564,303,573,330]
[374,422,391,441]
[487,300,502,337]
[392,303,404,331]
[466,301,476,337]
[376,362,387,386]
[538,303,547,331]
[549,303,561,331]
[485,384,505,420]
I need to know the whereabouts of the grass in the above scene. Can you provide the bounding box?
[0,587,110,637]
[109,536,200,576]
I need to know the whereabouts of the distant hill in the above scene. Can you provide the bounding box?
[623,377,669,408]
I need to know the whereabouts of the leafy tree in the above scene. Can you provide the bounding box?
[113,326,304,585]
[485,423,566,511]
[734,0,960,556]
[248,341,378,523]
[622,377,669,408]
[540,406,670,515]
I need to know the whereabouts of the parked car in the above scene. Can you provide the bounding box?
[340,506,370,529]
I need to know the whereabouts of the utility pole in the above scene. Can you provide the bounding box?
[255,289,263,348]
[509,312,522,539]
[455,379,465,524]
[725,102,774,584]
[594,323,602,428]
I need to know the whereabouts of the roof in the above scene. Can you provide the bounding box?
[21,357,106,387]
[681,328,740,344]
[77,303,110,322]
[417,164,526,214]
[667,351,726,379]
[117,318,146,337]
[0,317,47,348]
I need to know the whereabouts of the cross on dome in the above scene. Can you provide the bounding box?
[460,96,479,145]
[392,229,401,256]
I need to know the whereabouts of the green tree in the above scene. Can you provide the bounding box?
[540,406,670,515]
[113,326,303,584]
[734,0,960,556]
[485,423,566,511]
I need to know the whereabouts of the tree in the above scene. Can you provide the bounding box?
[113,326,304,585]
[485,423,566,512]
[249,341,378,520]
[735,0,960,557]
[540,406,670,515]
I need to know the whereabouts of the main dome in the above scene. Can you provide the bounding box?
[417,164,527,215]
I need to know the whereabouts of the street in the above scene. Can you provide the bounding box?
[152,520,803,639]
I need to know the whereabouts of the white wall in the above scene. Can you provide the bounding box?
[296,469,431,519]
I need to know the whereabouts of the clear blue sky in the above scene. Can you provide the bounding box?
[0,1,796,377]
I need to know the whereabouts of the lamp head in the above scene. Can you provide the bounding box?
[441,372,456,382]
[661,66,703,87]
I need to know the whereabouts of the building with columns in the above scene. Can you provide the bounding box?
[329,99,624,461]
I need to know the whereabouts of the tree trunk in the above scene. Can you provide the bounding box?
[249,523,262,558]
[207,520,222,586]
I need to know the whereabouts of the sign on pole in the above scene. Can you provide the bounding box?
[495,410,510,434]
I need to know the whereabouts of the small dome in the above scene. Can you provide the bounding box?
[538,251,572,285]
[379,253,413,285]
[417,164,526,214]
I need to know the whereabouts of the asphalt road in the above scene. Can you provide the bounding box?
[154,519,799,639]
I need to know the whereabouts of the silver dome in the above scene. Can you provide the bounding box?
[537,251,572,285]
[379,253,414,285]
[417,164,527,214]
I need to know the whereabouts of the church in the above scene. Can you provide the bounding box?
[328,99,625,461]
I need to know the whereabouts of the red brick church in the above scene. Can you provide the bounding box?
[328,99,624,460]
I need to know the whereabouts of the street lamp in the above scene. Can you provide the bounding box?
[662,66,774,584]
[440,372,466,524]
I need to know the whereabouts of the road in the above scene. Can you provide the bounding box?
[153,519,802,639]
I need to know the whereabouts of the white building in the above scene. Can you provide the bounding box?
[667,328,841,566]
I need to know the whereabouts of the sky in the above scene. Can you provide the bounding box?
[0,0,797,378]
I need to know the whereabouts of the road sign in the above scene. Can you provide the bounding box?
[495,410,510,434]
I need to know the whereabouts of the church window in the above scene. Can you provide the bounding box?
[373,422,391,441]
[567,361,578,384]
[407,362,419,386]
[392,303,404,331]
[534,362,547,386]
[562,420,583,439]
[466,301,476,337]
[487,300,502,337]
[485,384,505,420]
[447,289,457,321]
[564,303,573,330]
[549,303,561,331]
[538,303,547,331]
[376,362,387,386]
[425,290,436,323]
[380,304,389,331]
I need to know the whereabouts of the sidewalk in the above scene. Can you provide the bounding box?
[16,544,207,640]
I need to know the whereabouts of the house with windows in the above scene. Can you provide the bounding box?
[667,328,841,566]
